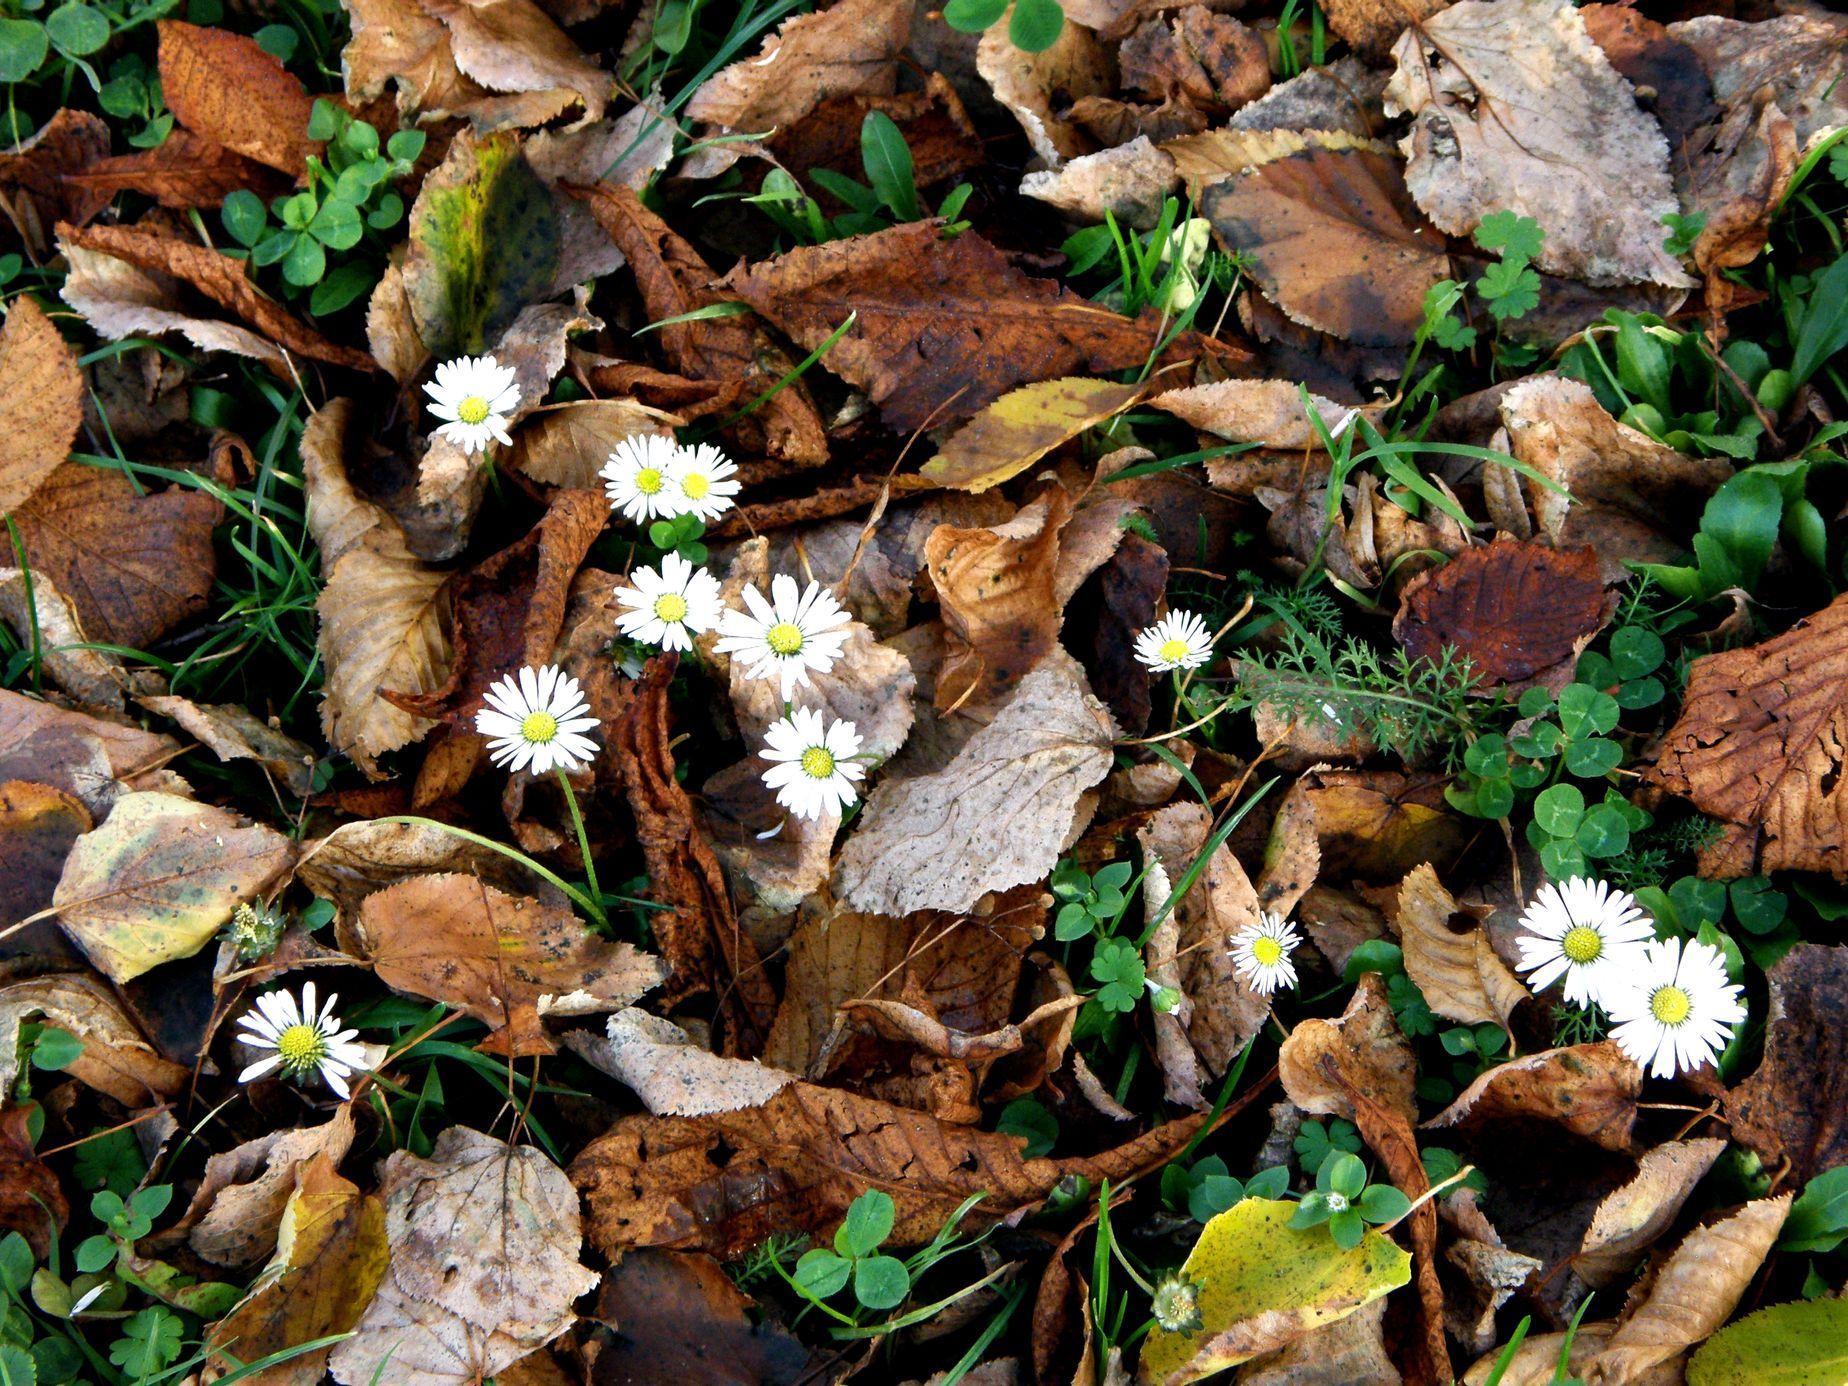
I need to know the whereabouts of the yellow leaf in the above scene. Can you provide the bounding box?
[1137,1198,1412,1386]
[923,378,1142,493]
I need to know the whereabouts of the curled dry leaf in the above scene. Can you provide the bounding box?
[62,129,287,212]
[508,399,676,490]
[685,0,909,136]
[168,1106,357,1268]
[1647,596,1848,881]
[1119,9,1270,110]
[1577,1137,1728,1288]
[53,791,296,984]
[568,1008,796,1116]
[329,1128,598,1386]
[1723,943,1848,1185]
[419,0,607,123]
[926,488,1073,713]
[578,184,827,469]
[572,1078,1205,1258]
[1384,0,1693,288]
[1233,1297,1399,1385]
[9,460,220,652]
[1583,1194,1791,1386]
[1426,1041,1643,1155]
[1278,972,1417,1127]
[295,816,568,926]
[0,567,127,713]
[353,874,667,1055]
[0,296,84,514]
[1395,864,1529,1032]
[1020,137,1179,229]
[139,695,316,797]
[1464,1323,1673,1386]
[1150,379,1371,451]
[156,20,319,176]
[924,379,1145,494]
[204,1154,389,1386]
[835,648,1116,916]
[0,972,187,1106]
[720,221,1213,436]
[1448,1238,1543,1358]
[0,687,178,816]
[1200,144,1448,346]
[0,109,112,253]
[1393,537,1614,692]
[977,9,1112,167]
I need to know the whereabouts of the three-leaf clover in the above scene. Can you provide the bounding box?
[1288,1152,1411,1249]
[793,1189,911,1312]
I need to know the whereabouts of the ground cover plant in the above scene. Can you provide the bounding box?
[0,0,1846,1381]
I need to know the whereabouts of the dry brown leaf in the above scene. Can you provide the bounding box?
[572,1079,1204,1258]
[0,781,90,965]
[0,109,112,254]
[1577,1138,1728,1288]
[577,184,826,469]
[720,221,1213,436]
[1669,12,1848,152]
[1396,864,1529,1031]
[1383,0,1693,288]
[927,489,1073,712]
[353,874,665,1055]
[835,648,1115,916]
[1119,10,1269,110]
[1164,127,1387,203]
[1293,769,1471,884]
[1724,943,1848,1185]
[977,9,1111,167]
[1647,596,1848,880]
[763,898,914,1074]
[1425,1041,1642,1154]
[1020,138,1179,229]
[62,129,287,211]
[0,296,83,515]
[685,0,909,134]
[1498,376,1732,573]
[0,688,178,816]
[1278,972,1417,1127]
[59,237,286,372]
[1201,145,1447,346]
[584,1249,814,1384]
[0,1106,67,1259]
[567,1008,796,1115]
[53,791,296,984]
[1150,379,1372,451]
[0,972,187,1106]
[419,0,607,123]
[1583,1195,1791,1385]
[59,224,378,372]
[9,460,219,651]
[1393,537,1613,692]
[1464,1323,1673,1386]
[1319,0,1449,60]
[295,817,567,926]
[1235,1297,1399,1385]
[139,696,316,797]
[508,399,676,490]
[157,21,319,175]
[329,1127,597,1386]
[204,1154,388,1386]
[169,1107,358,1267]
[0,567,127,713]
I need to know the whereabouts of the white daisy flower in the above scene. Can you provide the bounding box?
[612,553,724,652]
[1514,877,1657,1009]
[474,664,600,775]
[602,433,684,524]
[1606,937,1746,1079]
[1134,609,1215,673]
[760,707,865,820]
[1230,910,1301,996]
[713,574,853,700]
[424,354,519,454]
[667,441,741,523]
[237,981,369,1099]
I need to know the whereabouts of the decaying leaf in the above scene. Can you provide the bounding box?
[1319,0,1449,60]
[977,8,1112,167]
[204,1154,389,1386]
[52,791,296,984]
[0,781,90,963]
[720,221,1208,435]
[0,567,127,713]
[1150,379,1369,451]
[584,1249,814,1384]
[353,874,666,1054]
[0,296,84,514]
[835,649,1116,915]
[1724,943,1848,1185]
[1647,597,1848,881]
[329,1128,597,1386]
[509,399,676,490]
[157,20,319,176]
[1020,138,1180,229]
[0,688,178,816]
[1395,864,1529,1031]
[61,129,287,212]
[0,109,112,254]
[1279,972,1417,1127]
[0,972,188,1106]
[1393,538,1613,691]
[1384,0,1694,288]
[924,379,1144,494]
[419,0,607,123]
[567,1008,795,1116]
[168,1107,357,1268]
[1426,1042,1643,1154]
[1583,1195,1791,1385]
[685,0,909,136]
[1292,769,1471,883]
[1233,1298,1399,1385]
[1576,1137,1727,1288]
[573,1079,1204,1258]
[0,1106,67,1259]
[139,696,316,797]
[1201,145,1448,345]
[1137,1199,1411,1386]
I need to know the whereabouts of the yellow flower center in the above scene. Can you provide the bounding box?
[767,622,804,656]
[1562,925,1603,965]
[520,711,559,744]
[1650,985,1692,1026]
[681,472,711,500]
[1252,936,1284,967]
[457,395,491,426]
[654,593,689,623]
[636,467,664,495]
[1158,636,1191,663]
[800,746,836,780]
[276,1023,325,1067]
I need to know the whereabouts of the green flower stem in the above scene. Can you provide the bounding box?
[374,816,606,928]
[555,768,605,927]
